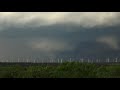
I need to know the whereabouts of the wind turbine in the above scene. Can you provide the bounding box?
[51,58,54,63]
[106,57,110,63]
[18,57,20,63]
[34,59,36,63]
[69,58,72,62]
[61,58,63,63]
[88,58,90,63]
[59,58,60,63]
[81,58,84,63]
[96,59,99,63]
[27,58,29,63]
[115,57,118,63]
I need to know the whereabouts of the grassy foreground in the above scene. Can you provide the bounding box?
[0,62,120,78]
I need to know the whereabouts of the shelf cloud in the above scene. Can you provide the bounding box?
[0,12,120,58]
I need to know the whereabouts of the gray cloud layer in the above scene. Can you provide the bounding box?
[0,12,120,59]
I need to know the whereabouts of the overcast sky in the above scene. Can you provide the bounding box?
[0,12,120,59]
[0,12,120,29]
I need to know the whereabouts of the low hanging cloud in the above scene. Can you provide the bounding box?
[0,12,120,31]
[96,36,119,50]
[28,38,75,53]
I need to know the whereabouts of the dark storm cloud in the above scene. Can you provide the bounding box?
[0,12,120,59]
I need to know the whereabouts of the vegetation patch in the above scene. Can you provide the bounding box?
[0,62,120,78]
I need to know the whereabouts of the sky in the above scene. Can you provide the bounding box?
[0,12,120,60]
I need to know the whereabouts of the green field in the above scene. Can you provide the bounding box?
[0,62,120,78]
